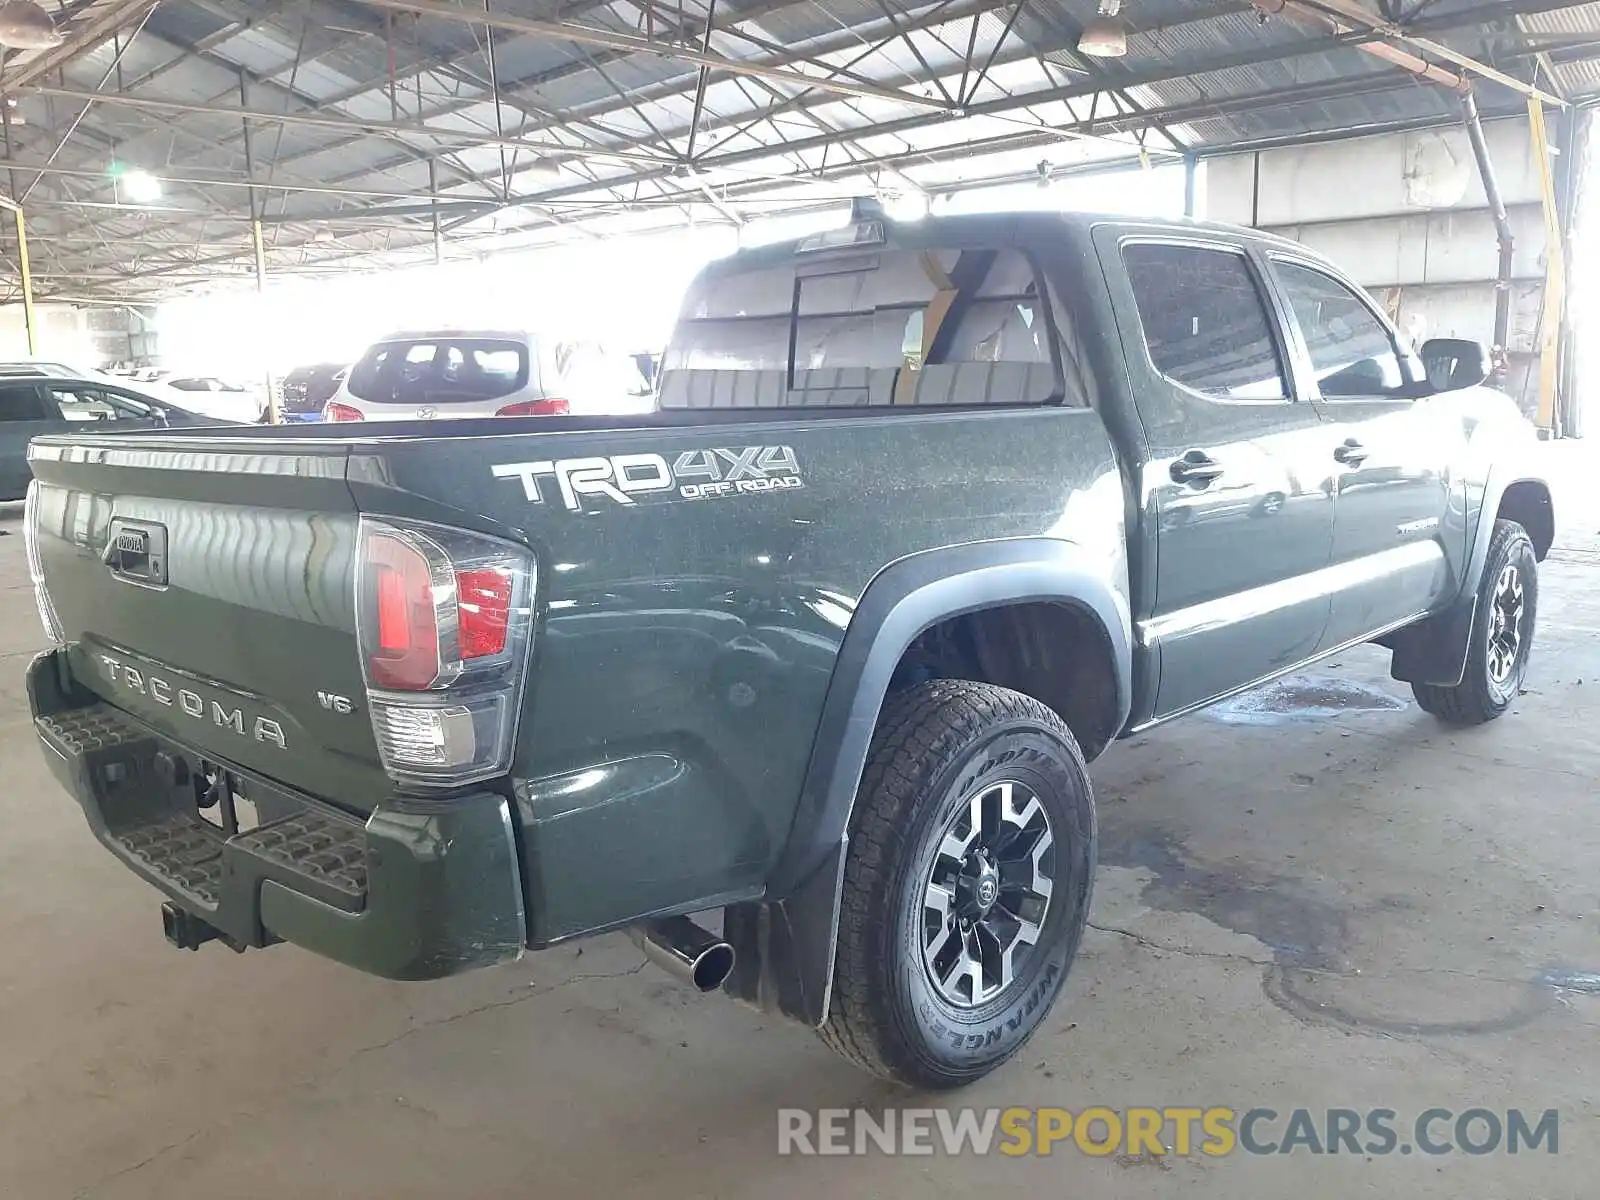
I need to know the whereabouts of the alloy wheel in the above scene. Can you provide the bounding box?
[1487,562,1526,687]
[921,780,1055,1008]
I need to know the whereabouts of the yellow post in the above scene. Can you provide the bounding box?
[15,207,36,355]
[1528,98,1564,434]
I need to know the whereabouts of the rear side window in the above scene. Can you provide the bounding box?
[347,339,529,405]
[1273,261,1407,397]
[1122,243,1288,401]
[0,385,46,420]
[662,246,1062,407]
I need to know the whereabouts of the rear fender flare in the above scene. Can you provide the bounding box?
[728,538,1131,1027]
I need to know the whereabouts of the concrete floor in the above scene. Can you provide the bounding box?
[3,450,1598,1199]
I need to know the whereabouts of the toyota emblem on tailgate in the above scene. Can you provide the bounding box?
[416,406,438,419]
[103,518,169,587]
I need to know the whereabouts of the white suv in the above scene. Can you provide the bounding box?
[323,330,649,422]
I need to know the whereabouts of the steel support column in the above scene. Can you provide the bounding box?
[1461,91,1515,381]
[241,74,278,425]
[430,158,444,265]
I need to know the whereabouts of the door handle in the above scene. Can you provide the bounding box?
[1170,452,1224,485]
[1333,439,1368,466]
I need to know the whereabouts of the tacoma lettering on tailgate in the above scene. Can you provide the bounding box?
[99,654,288,749]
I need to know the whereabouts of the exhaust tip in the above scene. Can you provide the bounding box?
[630,915,736,993]
[690,942,736,992]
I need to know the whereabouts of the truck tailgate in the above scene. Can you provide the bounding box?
[27,435,389,812]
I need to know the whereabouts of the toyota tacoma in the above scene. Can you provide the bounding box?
[24,209,1552,1088]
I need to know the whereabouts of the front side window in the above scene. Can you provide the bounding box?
[1273,262,1406,397]
[1122,242,1288,401]
[48,385,148,421]
[347,339,529,404]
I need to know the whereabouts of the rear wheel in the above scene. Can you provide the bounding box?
[818,680,1095,1088]
[1413,519,1537,725]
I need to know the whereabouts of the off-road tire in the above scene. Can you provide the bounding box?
[817,680,1096,1089]
[1413,518,1538,725]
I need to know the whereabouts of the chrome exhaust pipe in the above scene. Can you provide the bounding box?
[629,916,735,992]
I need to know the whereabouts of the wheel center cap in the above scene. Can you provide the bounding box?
[974,868,999,911]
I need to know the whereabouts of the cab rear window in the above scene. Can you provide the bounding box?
[659,246,1066,409]
[347,339,528,405]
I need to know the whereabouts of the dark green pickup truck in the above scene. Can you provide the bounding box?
[25,210,1552,1088]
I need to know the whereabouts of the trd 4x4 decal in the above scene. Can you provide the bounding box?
[492,446,803,512]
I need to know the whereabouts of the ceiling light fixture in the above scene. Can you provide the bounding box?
[522,158,563,184]
[882,188,928,222]
[0,1,61,49]
[1079,0,1127,59]
[117,168,163,204]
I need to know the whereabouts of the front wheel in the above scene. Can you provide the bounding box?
[1413,518,1538,725]
[817,680,1096,1088]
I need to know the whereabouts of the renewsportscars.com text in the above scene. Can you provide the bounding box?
[777,1107,1559,1158]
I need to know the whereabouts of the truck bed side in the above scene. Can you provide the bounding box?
[29,406,1126,945]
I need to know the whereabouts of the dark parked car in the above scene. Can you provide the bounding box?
[278,362,348,422]
[24,209,1551,1089]
[0,375,225,500]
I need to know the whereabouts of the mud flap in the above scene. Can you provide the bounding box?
[722,836,846,1027]
[1388,591,1478,687]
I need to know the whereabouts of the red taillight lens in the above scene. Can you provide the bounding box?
[376,567,410,651]
[496,398,569,417]
[326,402,364,422]
[366,531,442,690]
[356,517,537,788]
[456,567,512,659]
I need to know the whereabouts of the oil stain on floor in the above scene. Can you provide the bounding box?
[1204,675,1406,726]
[1099,827,1560,1040]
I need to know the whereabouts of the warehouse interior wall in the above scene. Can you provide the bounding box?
[1206,117,1556,424]
[86,305,158,368]
[0,303,93,364]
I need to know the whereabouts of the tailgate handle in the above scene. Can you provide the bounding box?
[103,520,169,587]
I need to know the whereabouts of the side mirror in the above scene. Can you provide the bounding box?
[1420,338,1490,391]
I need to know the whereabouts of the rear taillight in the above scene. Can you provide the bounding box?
[23,482,63,645]
[325,402,364,422]
[496,398,569,417]
[355,516,535,789]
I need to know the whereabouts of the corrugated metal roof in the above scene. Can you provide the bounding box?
[1519,3,1600,96]
[4,0,1594,300]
